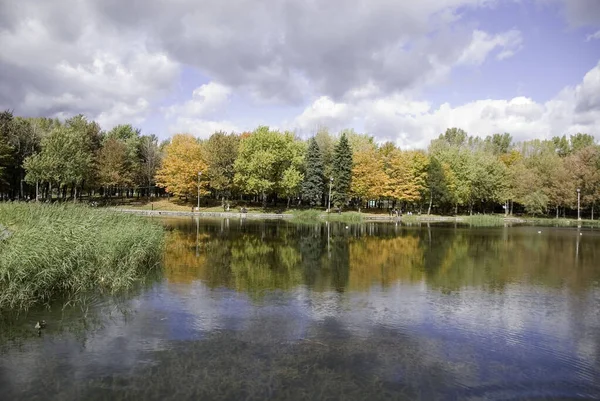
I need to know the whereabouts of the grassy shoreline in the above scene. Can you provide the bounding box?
[113,200,600,227]
[0,203,164,312]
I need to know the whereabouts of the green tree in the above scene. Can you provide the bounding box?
[0,111,42,199]
[331,132,352,208]
[204,132,239,204]
[64,115,102,193]
[425,157,456,215]
[281,166,304,208]
[234,126,304,207]
[0,135,13,190]
[552,135,570,157]
[301,137,325,207]
[570,133,595,153]
[485,133,512,155]
[315,127,335,179]
[24,124,93,201]
[331,132,353,209]
[441,127,468,147]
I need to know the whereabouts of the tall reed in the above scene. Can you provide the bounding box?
[0,203,164,311]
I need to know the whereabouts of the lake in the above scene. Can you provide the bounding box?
[1,219,599,400]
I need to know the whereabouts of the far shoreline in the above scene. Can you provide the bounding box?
[112,208,600,227]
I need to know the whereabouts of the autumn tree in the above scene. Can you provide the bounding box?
[383,147,429,208]
[351,143,386,210]
[155,134,207,200]
[139,134,162,199]
[97,137,131,194]
[566,144,600,219]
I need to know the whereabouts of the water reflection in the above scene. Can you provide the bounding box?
[1,219,599,400]
[163,219,600,294]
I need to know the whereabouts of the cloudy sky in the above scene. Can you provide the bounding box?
[1,0,599,148]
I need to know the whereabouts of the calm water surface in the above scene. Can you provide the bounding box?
[1,219,600,400]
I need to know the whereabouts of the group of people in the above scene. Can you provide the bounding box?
[388,208,416,217]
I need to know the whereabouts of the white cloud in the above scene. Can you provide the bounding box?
[586,30,600,41]
[291,62,600,149]
[1,0,516,120]
[167,118,240,138]
[0,0,179,128]
[163,81,240,138]
[165,82,232,119]
[457,29,523,65]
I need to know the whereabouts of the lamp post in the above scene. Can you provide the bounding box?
[328,177,333,212]
[577,188,581,220]
[197,171,202,211]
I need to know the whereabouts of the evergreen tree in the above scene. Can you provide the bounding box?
[301,137,325,206]
[331,132,353,208]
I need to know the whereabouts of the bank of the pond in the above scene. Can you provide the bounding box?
[115,208,520,225]
[113,207,600,228]
[0,203,164,312]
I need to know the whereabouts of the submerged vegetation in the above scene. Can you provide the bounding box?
[0,203,164,312]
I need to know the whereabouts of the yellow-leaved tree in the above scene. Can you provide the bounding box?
[155,134,208,199]
[351,144,387,209]
[384,148,429,204]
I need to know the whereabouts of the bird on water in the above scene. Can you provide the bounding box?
[35,320,47,336]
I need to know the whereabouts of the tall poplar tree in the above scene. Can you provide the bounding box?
[331,132,352,209]
[301,137,324,206]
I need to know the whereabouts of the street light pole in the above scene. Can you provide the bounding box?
[577,188,581,220]
[328,177,333,212]
[197,171,202,211]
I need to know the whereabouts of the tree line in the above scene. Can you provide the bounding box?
[1,110,598,217]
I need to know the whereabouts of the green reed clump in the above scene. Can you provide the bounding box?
[0,203,164,312]
[328,211,364,222]
[291,210,364,223]
[291,209,322,222]
[462,214,506,227]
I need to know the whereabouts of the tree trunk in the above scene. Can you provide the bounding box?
[428,192,433,215]
[455,203,458,216]
[36,181,39,202]
[556,205,559,219]
[592,205,595,220]
[74,186,77,203]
